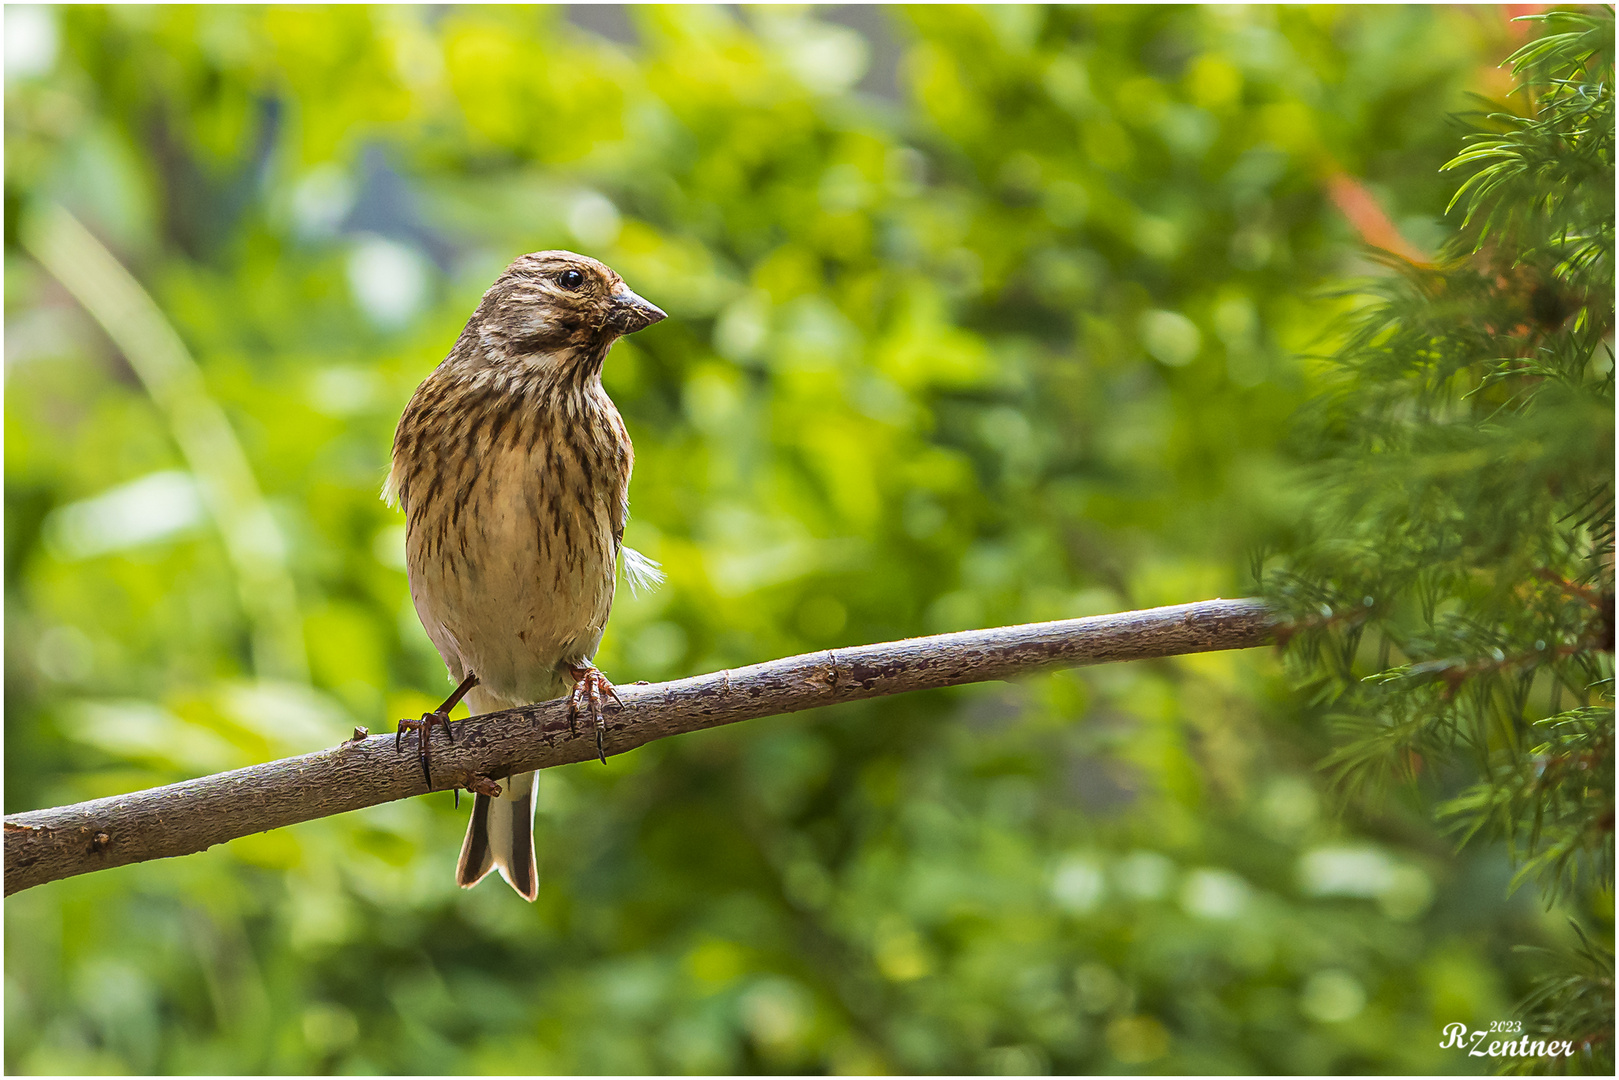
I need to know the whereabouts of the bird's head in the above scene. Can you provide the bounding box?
[472,250,666,370]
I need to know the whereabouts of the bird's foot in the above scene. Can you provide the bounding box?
[565,662,622,764]
[396,672,479,790]
[395,709,455,788]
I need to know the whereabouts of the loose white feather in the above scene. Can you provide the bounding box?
[620,545,665,595]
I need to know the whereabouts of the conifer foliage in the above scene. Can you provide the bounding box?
[1268,11,1614,1072]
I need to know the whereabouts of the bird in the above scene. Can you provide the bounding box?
[385,250,665,901]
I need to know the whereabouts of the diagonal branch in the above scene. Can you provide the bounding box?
[4,598,1274,895]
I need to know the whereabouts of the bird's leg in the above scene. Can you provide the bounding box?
[397,672,479,788]
[565,661,622,764]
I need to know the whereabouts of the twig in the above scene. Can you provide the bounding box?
[20,204,307,682]
[4,598,1274,895]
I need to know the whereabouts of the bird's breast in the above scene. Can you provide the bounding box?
[395,377,631,701]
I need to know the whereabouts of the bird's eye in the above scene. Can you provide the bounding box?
[557,269,585,290]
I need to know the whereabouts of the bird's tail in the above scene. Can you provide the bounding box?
[456,769,539,901]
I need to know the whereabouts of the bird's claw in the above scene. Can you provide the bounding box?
[466,772,503,798]
[398,672,477,793]
[455,771,504,807]
[566,663,621,764]
[395,709,454,788]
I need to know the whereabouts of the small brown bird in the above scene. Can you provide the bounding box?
[386,250,665,900]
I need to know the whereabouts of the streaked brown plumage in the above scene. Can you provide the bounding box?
[386,250,665,900]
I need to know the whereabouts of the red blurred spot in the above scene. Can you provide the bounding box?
[1504,4,1554,38]
[1324,172,1431,266]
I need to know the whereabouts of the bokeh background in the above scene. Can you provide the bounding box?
[2,5,1581,1074]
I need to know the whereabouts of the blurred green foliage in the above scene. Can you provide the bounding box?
[1264,10,1614,1071]
[1,5,1584,1074]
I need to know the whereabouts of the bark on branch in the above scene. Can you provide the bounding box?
[5,598,1274,895]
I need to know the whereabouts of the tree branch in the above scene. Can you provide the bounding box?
[4,598,1273,895]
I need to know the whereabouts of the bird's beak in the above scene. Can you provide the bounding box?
[607,287,667,335]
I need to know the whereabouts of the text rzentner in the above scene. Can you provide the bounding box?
[1439,1025,1576,1058]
